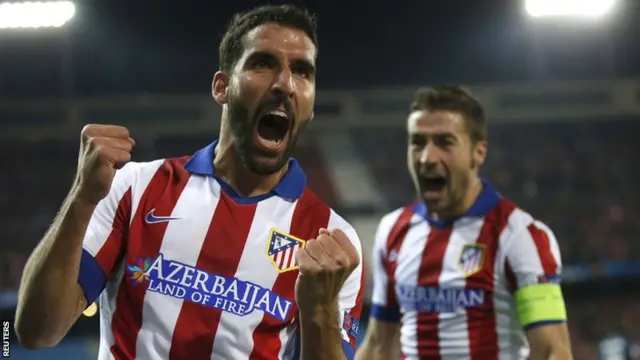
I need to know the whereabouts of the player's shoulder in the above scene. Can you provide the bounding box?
[298,187,363,251]
[377,202,419,233]
[114,156,191,185]
[295,187,354,229]
[498,198,555,241]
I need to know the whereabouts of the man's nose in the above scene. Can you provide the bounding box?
[272,68,294,98]
[419,142,442,165]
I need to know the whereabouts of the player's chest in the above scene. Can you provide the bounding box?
[392,218,501,290]
[124,191,318,323]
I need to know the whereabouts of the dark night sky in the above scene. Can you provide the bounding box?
[0,0,639,98]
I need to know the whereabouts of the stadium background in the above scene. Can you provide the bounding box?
[1,0,639,359]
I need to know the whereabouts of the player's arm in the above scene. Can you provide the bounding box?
[505,221,573,360]
[297,218,364,360]
[356,317,401,360]
[15,125,134,349]
[355,217,402,360]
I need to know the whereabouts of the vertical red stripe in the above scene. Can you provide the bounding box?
[110,158,191,360]
[248,188,331,360]
[95,188,132,278]
[527,223,558,274]
[416,226,453,359]
[466,199,515,360]
[168,192,258,359]
[384,207,414,309]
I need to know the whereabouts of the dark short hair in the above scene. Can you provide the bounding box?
[410,85,487,142]
[219,4,318,72]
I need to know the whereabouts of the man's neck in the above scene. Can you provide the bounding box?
[213,137,288,198]
[428,177,483,221]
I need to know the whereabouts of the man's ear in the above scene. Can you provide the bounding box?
[212,71,229,104]
[472,140,487,169]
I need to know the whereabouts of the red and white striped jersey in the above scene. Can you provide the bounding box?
[370,180,563,359]
[77,141,365,360]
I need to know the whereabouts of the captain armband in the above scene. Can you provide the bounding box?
[514,283,567,328]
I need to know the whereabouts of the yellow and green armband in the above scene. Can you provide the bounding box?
[514,283,567,328]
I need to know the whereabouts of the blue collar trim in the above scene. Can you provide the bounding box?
[184,140,307,203]
[412,178,501,228]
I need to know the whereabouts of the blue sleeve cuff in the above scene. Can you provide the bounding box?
[523,319,565,331]
[342,339,355,360]
[77,249,108,305]
[370,304,401,322]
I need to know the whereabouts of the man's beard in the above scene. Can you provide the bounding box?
[227,95,305,175]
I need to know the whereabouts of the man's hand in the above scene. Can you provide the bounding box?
[295,228,361,360]
[14,124,134,349]
[75,124,135,205]
[295,228,360,311]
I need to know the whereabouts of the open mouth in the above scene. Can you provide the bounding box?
[254,110,290,153]
[422,175,447,192]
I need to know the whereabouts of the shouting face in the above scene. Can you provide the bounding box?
[213,22,317,175]
[407,110,487,215]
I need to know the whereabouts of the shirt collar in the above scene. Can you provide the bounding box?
[412,178,502,228]
[184,140,307,201]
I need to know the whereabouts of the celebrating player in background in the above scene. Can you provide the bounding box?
[15,4,364,360]
[355,86,573,360]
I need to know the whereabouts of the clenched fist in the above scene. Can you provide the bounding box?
[74,124,135,204]
[294,228,360,311]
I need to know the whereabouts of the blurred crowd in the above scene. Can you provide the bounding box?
[2,116,640,356]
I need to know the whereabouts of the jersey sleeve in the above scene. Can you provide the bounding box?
[77,162,136,305]
[503,220,567,330]
[369,213,401,322]
[328,212,365,360]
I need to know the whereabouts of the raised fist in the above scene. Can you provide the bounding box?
[295,228,360,310]
[74,124,135,204]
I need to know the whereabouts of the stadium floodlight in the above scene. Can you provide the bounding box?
[525,0,616,18]
[0,1,75,29]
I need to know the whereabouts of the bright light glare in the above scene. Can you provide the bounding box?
[0,1,75,29]
[525,0,616,18]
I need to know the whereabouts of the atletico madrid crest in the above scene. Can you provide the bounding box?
[266,228,306,273]
[457,243,486,277]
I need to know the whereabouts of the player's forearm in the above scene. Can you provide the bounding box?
[15,189,95,348]
[298,302,346,360]
[355,341,399,360]
[355,324,401,360]
[529,346,573,360]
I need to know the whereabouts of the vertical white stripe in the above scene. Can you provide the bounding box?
[327,210,365,344]
[493,247,528,360]
[394,214,427,358]
[135,176,221,359]
[129,159,165,226]
[210,196,297,359]
[370,208,406,308]
[494,209,552,359]
[96,160,163,360]
[438,217,484,359]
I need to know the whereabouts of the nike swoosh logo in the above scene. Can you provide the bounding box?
[145,209,182,224]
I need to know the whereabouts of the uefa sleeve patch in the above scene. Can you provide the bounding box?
[342,312,360,339]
